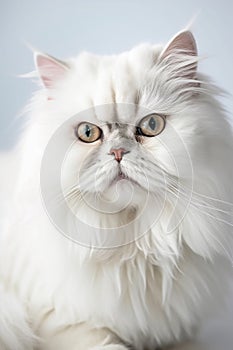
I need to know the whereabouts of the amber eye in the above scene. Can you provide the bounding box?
[75,122,102,143]
[137,114,166,137]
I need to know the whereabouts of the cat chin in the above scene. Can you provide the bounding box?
[72,179,145,217]
[100,178,145,212]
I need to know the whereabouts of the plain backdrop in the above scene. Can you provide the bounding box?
[0,1,233,349]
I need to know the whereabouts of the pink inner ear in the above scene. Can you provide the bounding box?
[160,31,197,60]
[36,54,68,89]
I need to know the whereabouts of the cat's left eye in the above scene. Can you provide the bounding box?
[137,114,166,137]
[75,122,102,143]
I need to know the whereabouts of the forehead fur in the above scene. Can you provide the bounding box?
[50,44,162,122]
[71,43,162,80]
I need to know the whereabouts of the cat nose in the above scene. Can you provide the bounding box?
[109,148,127,162]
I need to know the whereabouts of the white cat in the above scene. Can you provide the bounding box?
[0,30,232,350]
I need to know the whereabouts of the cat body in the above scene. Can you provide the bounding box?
[0,31,232,350]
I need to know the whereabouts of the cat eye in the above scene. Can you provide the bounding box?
[75,122,102,143]
[137,114,166,137]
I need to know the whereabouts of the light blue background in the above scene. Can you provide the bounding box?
[1,0,233,149]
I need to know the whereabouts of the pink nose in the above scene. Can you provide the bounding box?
[110,148,126,162]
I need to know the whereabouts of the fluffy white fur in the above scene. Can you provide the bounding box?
[0,30,232,350]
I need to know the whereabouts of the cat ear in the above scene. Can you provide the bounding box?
[34,52,69,89]
[160,30,197,59]
[159,30,198,79]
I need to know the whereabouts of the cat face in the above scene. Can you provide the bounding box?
[65,107,170,214]
[36,31,232,252]
[38,31,197,199]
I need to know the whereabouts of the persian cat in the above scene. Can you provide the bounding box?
[0,30,232,350]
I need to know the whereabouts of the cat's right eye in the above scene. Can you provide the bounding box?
[137,114,166,137]
[75,122,102,143]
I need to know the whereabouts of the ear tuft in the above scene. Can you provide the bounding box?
[34,53,69,89]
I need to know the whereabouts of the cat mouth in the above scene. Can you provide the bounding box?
[112,169,139,187]
[118,170,127,180]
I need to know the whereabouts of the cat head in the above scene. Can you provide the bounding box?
[34,31,232,259]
